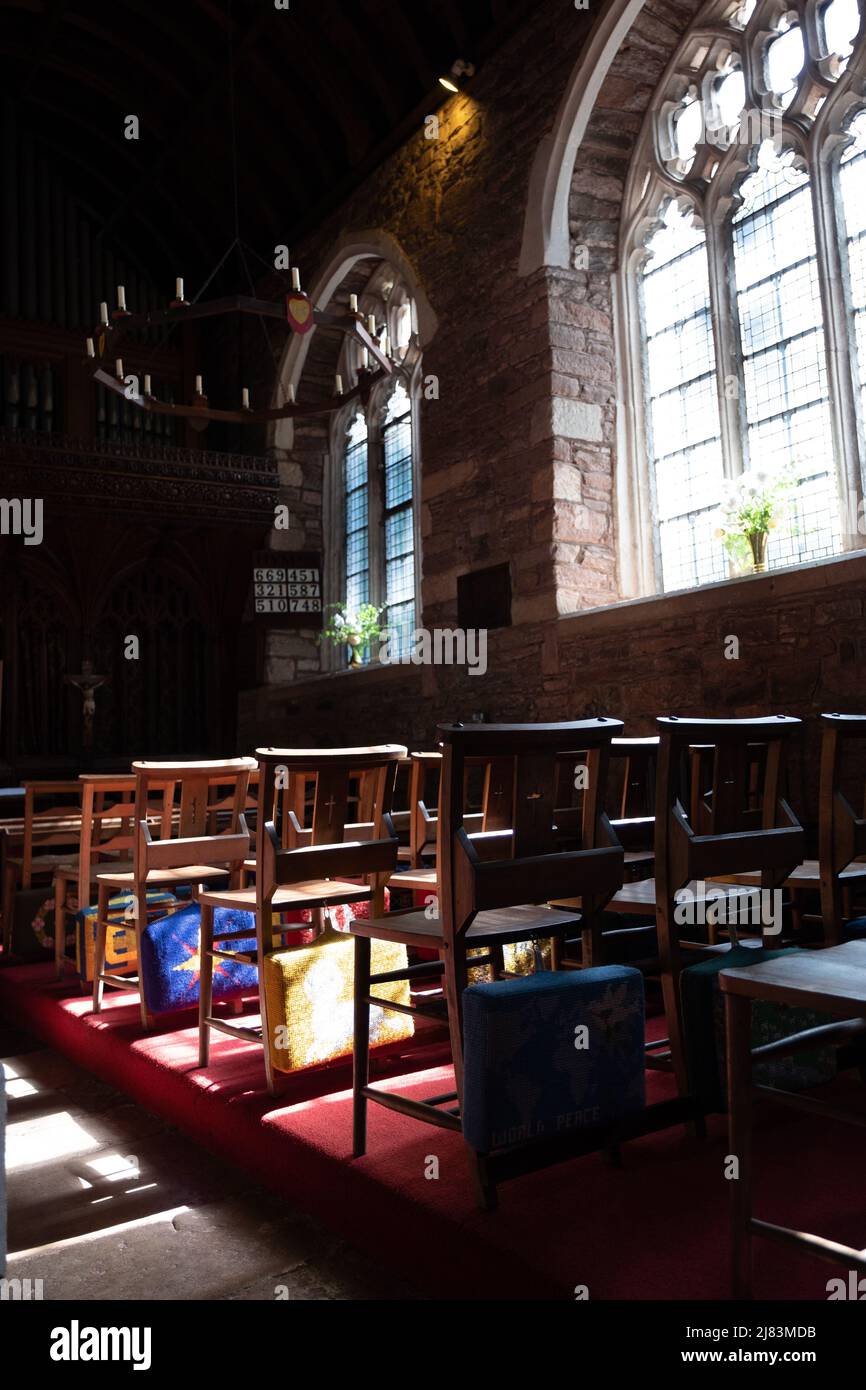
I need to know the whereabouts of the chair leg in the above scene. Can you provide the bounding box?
[488,942,504,981]
[198,901,214,1067]
[258,937,277,1096]
[660,967,690,1101]
[657,899,691,1102]
[353,934,372,1157]
[2,863,17,956]
[442,944,470,1101]
[135,892,151,1030]
[92,881,111,1013]
[54,873,66,980]
[466,1149,497,1211]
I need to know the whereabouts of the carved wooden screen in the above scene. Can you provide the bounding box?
[15,578,73,757]
[93,567,212,759]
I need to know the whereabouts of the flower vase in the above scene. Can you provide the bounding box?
[748,531,768,573]
[347,636,363,668]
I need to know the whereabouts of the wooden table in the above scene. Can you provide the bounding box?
[720,942,866,1298]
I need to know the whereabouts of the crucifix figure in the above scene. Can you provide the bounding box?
[64,658,108,751]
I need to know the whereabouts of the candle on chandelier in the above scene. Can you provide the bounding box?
[86,338,95,358]
[115,358,124,378]
[335,374,344,395]
[242,387,250,409]
[176,277,184,301]
[367,314,376,336]
[195,374,203,396]
[291,267,301,291]
[99,302,109,324]
[361,347,369,369]
[144,374,152,395]
[117,285,127,311]
[288,383,296,403]
[349,294,358,313]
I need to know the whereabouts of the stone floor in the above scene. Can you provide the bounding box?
[1,1023,414,1300]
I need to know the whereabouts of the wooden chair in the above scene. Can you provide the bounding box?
[92,758,256,1027]
[56,775,137,980]
[2,781,82,954]
[700,714,866,945]
[721,941,866,1298]
[197,744,407,1094]
[351,718,626,1202]
[654,716,805,1098]
[818,713,866,942]
[392,751,493,897]
[57,770,262,979]
[609,736,658,882]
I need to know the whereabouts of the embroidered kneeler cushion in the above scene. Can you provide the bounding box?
[681,945,837,1112]
[11,888,57,960]
[264,924,413,1075]
[139,903,262,1014]
[76,892,320,990]
[76,890,185,984]
[462,966,646,1154]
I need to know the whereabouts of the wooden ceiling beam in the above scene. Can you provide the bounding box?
[65,14,190,101]
[243,49,341,191]
[359,0,436,94]
[323,0,403,128]
[0,43,175,133]
[93,2,272,244]
[267,8,373,166]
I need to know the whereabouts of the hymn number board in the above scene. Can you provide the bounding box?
[252,551,323,627]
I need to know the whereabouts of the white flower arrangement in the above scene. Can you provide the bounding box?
[714,462,799,570]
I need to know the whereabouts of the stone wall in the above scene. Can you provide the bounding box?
[239,552,866,827]
[246,0,720,684]
[236,0,866,833]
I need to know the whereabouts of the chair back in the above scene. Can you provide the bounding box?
[76,773,175,910]
[254,746,407,904]
[20,780,83,887]
[131,758,257,881]
[818,713,866,941]
[437,720,625,944]
[405,751,491,867]
[688,740,770,835]
[655,717,804,947]
[206,767,260,834]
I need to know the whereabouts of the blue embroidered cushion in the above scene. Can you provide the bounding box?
[139,903,259,1015]
[461,965,646,1154]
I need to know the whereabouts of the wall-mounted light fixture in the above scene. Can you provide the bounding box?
[438,58,476,93]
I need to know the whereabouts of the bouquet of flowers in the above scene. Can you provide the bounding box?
[319,602,385,667]
[714,463,799,572]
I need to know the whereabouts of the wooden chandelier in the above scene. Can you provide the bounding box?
[85,281,394,426]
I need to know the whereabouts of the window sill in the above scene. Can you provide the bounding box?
[557,547,866,640]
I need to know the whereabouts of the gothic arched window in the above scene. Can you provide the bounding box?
[330,267,421,665]
[620,0,866,593]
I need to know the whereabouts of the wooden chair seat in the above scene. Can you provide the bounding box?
[198,878,372,913]
[351,903,581,950]
[624,849,654,870]
[6,851,80,875]
[591,877,763,916]
[389,867,436,892]
[97,864,230,889]
[711,858,866,889]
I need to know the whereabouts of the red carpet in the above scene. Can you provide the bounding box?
[2,961,864,1300]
